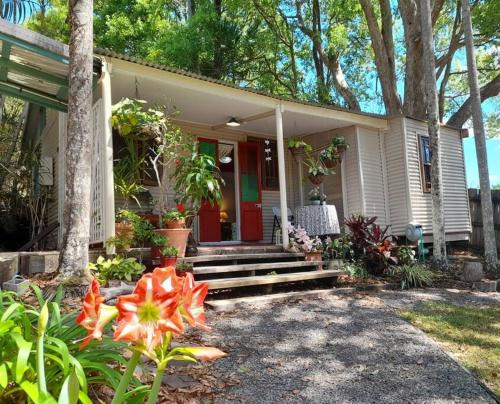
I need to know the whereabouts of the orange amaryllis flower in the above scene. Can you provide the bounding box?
[76,278,117,349]
[180,273,209,330]
[114,267,184,350]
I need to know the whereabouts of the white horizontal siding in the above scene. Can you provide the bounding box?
[344,129,362,216]
[384,117,409,234]
[404,117,470,237]
[358,127,388,227]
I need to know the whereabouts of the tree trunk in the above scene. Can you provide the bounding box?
[420,0,447,269]
[359,0,402,115]
[399,0,427,119]
[461,0,498,273]
[58,0,93,283]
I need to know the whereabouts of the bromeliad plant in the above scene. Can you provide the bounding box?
[76,268,225,404]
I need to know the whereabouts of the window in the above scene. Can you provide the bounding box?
[248,137,279,190]
[418,134,431,193]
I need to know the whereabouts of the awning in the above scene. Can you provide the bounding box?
[0,19,100,112]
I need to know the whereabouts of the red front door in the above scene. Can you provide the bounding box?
[198,138,221,242]
[239,142,263,241]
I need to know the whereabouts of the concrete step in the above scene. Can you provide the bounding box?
[202,269,343,290]
[183,252,304,264]
[194,260,322,275]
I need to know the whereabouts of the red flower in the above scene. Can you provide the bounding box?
[113,267,184,350]
[175,159,180,167]
[180,273,209,330]
[176,203,185,213]
[76,278,117,349]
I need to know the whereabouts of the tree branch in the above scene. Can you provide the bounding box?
[447,73,500,127]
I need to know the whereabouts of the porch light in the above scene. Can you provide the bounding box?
[226,117,241,127]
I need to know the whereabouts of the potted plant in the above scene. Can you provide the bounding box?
[308,187,326,206]
[114,210,135,249]
[88,255,146,287]
[287,224,324,263]
[160,245,178,268]
[287,137,312,156]
[163,205,191,229]
[172,143,224,256]
[304,155,330,185]
[175,261,194,277]
[150,233,168,263]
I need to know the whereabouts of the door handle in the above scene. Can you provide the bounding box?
[255,204,262,208]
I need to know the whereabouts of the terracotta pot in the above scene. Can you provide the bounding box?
[166,218,186,229]
[139,213,160,228]
[154,228,191,258]
[305,251,323,262]
[176,268,193,277]
[308,174,325,185]
[160,257,177,267]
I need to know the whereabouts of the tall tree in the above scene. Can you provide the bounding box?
[420,0,447,268]
[461,0,497,273]
[58,0,93,282]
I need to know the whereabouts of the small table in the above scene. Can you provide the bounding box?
[294,205,340,236]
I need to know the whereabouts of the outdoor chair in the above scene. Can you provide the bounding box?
[271,207,294,244]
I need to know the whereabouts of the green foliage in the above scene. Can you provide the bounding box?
[287,137,313,153]
[326,232,354,260]
[390,264,434,289]
[172,143,224,213]
[115,210,155,248]
[343,262,369,279]
[150,233,168,247]
[163,208,190,222]
[160,246,178,258]
[0,286,138,402]
[303,155,330,176]
[320,136,348,161]
[89,256,146,283]
[397,246,416,266]
[175,261,193,272]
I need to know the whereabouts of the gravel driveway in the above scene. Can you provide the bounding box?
[200,290,498,403]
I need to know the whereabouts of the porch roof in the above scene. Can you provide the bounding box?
[98,49,389,137]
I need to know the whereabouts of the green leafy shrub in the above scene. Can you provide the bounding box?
[89,256,146,283]
[176,261,193,273]
[161,246,178,258]
[325,232,354,260]
[390,264,434,289]
[397,246,416,266]
[343,262,370,279]
[0,286,143,403]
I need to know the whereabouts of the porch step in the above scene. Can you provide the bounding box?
[194,260,321,275]
[196,245,283,256]
[202,269,343,290]
[183,252,304,264]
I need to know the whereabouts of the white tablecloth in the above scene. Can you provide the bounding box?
[294,205,340,236]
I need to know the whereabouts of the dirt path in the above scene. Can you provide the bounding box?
[200,290,498,403]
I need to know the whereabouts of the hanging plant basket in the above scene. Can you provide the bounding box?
[289,145,306,156]
[321,157,338,169]
[308,174,325,185]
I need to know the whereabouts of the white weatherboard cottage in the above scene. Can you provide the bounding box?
[1,21,471,250]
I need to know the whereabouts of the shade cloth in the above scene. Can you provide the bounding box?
[294,205,340,236]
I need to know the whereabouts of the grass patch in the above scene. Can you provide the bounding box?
[399,302,500,397]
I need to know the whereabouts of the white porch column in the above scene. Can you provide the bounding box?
[101,59,115,254]
[275,104,289,248]
[297,155,304,206]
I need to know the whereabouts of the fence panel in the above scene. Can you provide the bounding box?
[468,188,500,252]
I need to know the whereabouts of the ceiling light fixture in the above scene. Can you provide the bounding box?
[226,117,241,127]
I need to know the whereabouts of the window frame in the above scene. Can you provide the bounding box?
[418,133,431,193]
